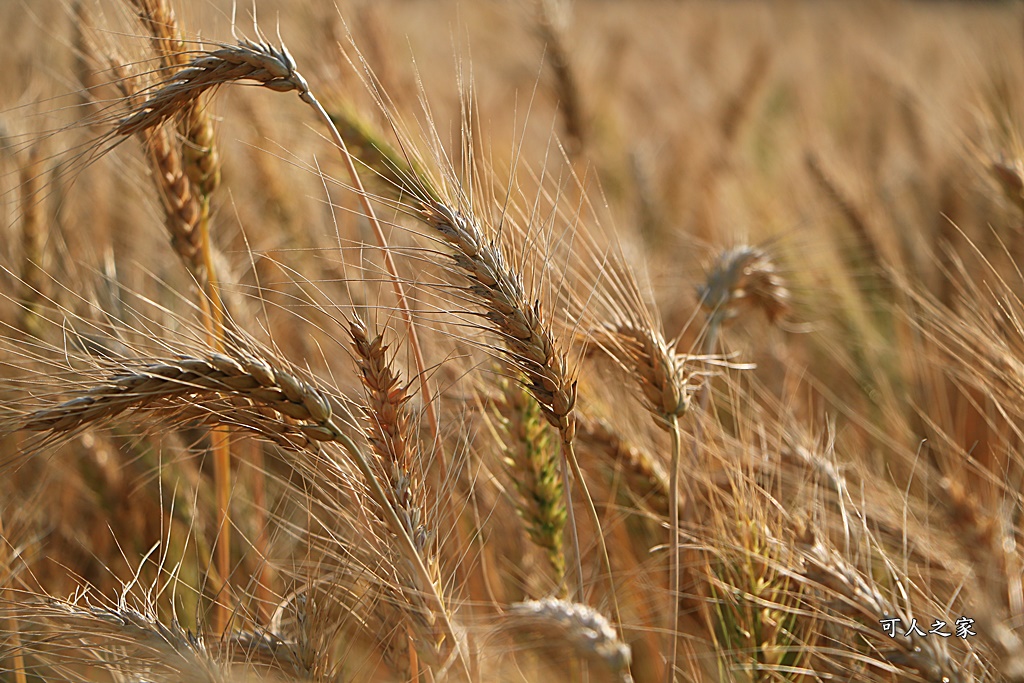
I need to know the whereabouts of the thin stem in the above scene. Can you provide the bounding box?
[0,515,27,683]
[325,418,466,676]
[559,445,584,600]
[303,93,443,480]
[562,440,623,631]
[666,414,682,683]
[196,195,232,633]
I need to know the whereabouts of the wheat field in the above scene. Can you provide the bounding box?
[2,1,1024,681]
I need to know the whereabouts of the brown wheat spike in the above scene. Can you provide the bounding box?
[497,380,567,588]
[346,319,459,666]
[418,201,577,443]
[502,598,632,682]
[697,245,790,326]
[146,124,205,261]
[15,347,464,668]
[127,0,222,198]
[597,322,693,429]
[107,25,442,463]
[576,416,669,518]
[20,351,334,436]
[583,257,694,681]
[114,39,311,138]
[412,190,623,617]
[105,51,205,265]
[347,319,428,555]
[415,196,602,601]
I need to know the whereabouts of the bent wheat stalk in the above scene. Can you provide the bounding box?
[125,0,233,630]
[597,322,691,682]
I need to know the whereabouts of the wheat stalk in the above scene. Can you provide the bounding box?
[795,521,964,683]
[413,197,599,595]
[7,596,228,682]
[536,0,587,160]
[111,32,442,464]
[346,318,452,668]
[585,255,698,681]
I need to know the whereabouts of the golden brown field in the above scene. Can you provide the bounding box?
[3,0,1024,681]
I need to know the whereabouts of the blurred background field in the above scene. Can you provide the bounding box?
[4,1,1024,681]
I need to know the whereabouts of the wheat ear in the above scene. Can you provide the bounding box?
[577,416,670,518]
[415,198,603,600]
[536,0,587,160]
[501,598,632,682]
[593,321,691,682]
[8,597,226,681]
[586,254,698,681]
[20,352,334,434]
[697,244,789,410]
[497,381,567,589]
[347,318,453,668]
[795,522,963,682]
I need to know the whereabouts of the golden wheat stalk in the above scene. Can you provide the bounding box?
[20,352,333,434]
[413,198,596,593]
[347,318,454,668]
[124,2,233,629]
[6,596,229,681]
[795,522,963,682]
[584,254,698,681]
